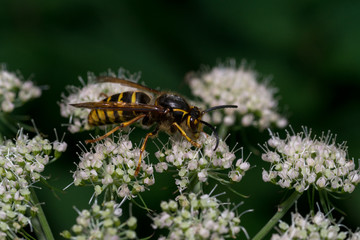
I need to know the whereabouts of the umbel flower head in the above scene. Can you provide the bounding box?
[0,129,67,239]
[261,127,360,193]
[61,200,137,240]
[151,191,250,240]
[350,231,360,240]
[271,210,356,240]
[155,132,250,191]
[60,68,142,133]
[0,66,41,113]
[187,60,287,130]
[72,131,155,199]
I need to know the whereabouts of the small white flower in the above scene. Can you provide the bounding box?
[53,140,68,152]
[72,132,155,198]
[197,170,208,182]
[229,171,243,182]
[239,161,251,171]
[61,201,137,239]
[18,81,42,102]
[272,210,352,240]
[0,129,65,237]
[155,132,250,190]
[349,230,360,240]
[188,59,287,130]
[60,69,143,133]
[1,100,14,112]
[261,127,360,193]
[0,68,42,113]
[152,192,250,240]
[262,170,271,182]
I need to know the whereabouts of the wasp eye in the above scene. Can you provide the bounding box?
[190,118,200,132]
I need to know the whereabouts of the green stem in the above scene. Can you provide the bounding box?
[310,186,315,213]
[319,189,333,219]
[252,191,302,240]
[19,229,37,240]
[0,114,18,133]
[30,188,55,240]
[192,181,202,194]
[187,173,202,194]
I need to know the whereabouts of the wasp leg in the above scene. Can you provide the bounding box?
[172,122,201,148]
[135,126,159,177]
[85,114,146,144]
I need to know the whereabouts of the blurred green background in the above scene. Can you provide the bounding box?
[1,0,359,238]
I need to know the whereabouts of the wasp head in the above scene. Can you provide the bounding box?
[186,106,203,137]
[186,104,238,151]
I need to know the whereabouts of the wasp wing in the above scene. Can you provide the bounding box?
[97,76,161,94]
[70,101,164,112]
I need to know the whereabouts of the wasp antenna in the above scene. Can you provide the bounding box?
[203,105,237,113]
[200,120,219,151]
[70,103,81,107]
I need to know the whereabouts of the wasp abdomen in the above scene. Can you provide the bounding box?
[88,91,151,126]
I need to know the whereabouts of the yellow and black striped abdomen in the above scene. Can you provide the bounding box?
[88,91,151,126]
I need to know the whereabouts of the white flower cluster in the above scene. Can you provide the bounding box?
[152,193,246,240]
[60,69,142,133]
[73,132,155,198]
[0,68,41,113]
[155,133,250,191]
[272,211,355,240]
[261,128,360,193]
[350,231,360,240]
[61,201,137,240]
[0,130,67,239]
[188,61,287,130]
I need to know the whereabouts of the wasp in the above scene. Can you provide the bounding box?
[71,77,237,176]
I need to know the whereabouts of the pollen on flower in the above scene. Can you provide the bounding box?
[60,68,143,133]
[61,201,137,240]
[261,127,360,193]
[151,192,251,240]
[271,210,355,240]
[0,129,66,238]
[72,131,155,199]
[155,132,250,191]
[187,59,287,130]
[0,67,41,113]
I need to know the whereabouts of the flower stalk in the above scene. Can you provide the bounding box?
[29,188,55,240]
[252,190,302,240]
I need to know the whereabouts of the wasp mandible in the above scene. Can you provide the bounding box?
[71,77,237,176]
